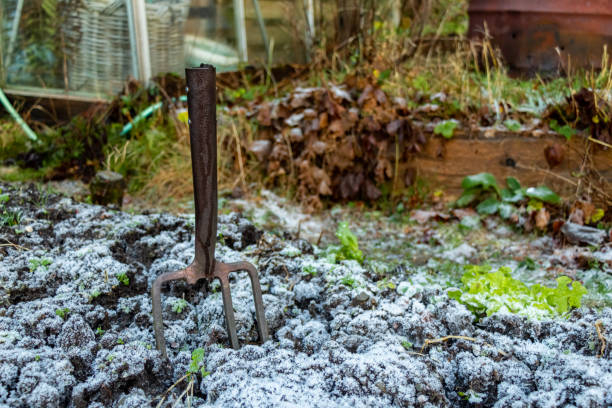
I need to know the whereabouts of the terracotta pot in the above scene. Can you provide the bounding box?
[468,0,612,74]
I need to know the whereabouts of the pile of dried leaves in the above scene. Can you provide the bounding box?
[232,76,428,212]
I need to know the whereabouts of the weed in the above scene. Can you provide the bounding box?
[89,289,101,300]
[156,348,210,407]
[172,298,188,314]
[401,340,413,350]
[434,120,458,139]
[106,354,115,362]
[503,119,521,132]
[455,173,561,221]
[340,274,357,288]
[116,272,129,286]
[517,257,537,271]
[549,119,576,141]
[55,308,70,319]
[0,189,22,227]
[325,222,364,264]
[117,338,124,345]
[302,265,317,277]
[377,277,396,291]
[188,348,210,378]
[34,355,40,361]
[29,258,52,272]
[96,327,105,336]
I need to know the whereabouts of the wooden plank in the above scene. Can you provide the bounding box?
[411,131,612,204]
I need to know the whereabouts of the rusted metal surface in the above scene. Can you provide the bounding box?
[151,64,268,358]
[468,0,612,73]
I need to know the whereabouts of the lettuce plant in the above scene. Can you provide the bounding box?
[448,265,587,319]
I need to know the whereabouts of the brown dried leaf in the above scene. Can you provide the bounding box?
[329,119,345,134]
[256,103,271,126]
[535,208,550,230]
[364,179,382,201]
[248,140,272,161]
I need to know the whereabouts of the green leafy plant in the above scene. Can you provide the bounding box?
[434,120,458,139]
[549,119,577,141]
[172,298,188,314]
[503,119,522,132]
[188,348,211,378]
[55,308,70,319]
[455,174,561,220]
[448,265,587,319]
[326,222,364,263]
[96,327,105,336]
[116,272,129,286]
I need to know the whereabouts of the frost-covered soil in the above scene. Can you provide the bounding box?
[0,182,611,408]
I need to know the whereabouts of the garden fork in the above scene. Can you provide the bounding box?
[151,64,268,358]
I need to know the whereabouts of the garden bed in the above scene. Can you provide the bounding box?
[0,182,610,407]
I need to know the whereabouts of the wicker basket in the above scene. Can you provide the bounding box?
[65,0,189,95]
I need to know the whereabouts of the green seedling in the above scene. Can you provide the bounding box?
[28,258,52,272]
[172,298,188,314]
[340,274,357,288]
[116,272,129,286]
[55,308,70,320]
[188,348,210,378]
[377,277,396,290]
[401,340,413,350]
[117,338,124,345]
[302,265,317,277]
[96,327,105,336]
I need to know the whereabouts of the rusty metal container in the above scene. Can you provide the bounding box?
[468,0,612,74]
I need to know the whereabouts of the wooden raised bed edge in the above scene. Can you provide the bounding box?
[410,128,612,207]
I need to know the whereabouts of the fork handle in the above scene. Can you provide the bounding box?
[185,64,217,277]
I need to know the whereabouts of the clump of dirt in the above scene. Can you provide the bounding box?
[0,182,610,407]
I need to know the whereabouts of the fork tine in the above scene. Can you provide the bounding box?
[215,270,239,349]
[152,269,188,359]
[227,261,269,343]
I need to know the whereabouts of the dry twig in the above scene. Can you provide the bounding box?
[0,240,29,251]
[595,320,607,358]
[420,335,478,353]
[420,335,509,357]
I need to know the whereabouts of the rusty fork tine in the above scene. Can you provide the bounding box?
[152,269,189,359]
[214,268,239,349]
[226,261,269,343]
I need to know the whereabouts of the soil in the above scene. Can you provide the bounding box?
[0,182,610,408]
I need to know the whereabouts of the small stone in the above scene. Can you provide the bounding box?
[89,171,125,207]
[351,291,370,306]
[561,222,607,246]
